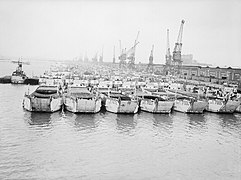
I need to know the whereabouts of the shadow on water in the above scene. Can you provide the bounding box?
[115,114,136,133]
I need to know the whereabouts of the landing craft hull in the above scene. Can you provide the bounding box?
[23,96,63,112]
[235,101,241,112]
[173,100,208,113]
[64,97,101,113]
[140,99,173,113]
[207,99,240,113]
[105,98,139,114]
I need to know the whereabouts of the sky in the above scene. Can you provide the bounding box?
[0,0,241,67]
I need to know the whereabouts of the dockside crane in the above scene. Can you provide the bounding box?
[165,29,172,65]
[146,45,154,72]
[128,31,140,69]
[173,20,185,68]
[119,40,126,68]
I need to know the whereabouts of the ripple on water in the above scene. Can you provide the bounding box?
[0,84,241,179]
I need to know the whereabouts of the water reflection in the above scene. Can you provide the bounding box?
[25,112,52,126]
[187,114,206,128]
[152,114,173,127]
[74,114,98,131]
[217,113,241,136]
[152,114,173,135]
[116,114,136,133]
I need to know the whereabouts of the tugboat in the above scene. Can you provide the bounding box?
[9,59,39,85]
[23,85,63,112]
[11,60,27,84]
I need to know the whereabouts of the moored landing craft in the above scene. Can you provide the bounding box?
[234,96,241,113]
[235,104,241,113]
[105,92,139,114]
[173,96,208,113]
[64,86,101,113]
[235,98,241,112]
[139,95,173,113]
[23,85,63,112]
[206,98,240,113]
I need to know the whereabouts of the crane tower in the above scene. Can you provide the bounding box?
[146,45,154,72]
[172,20,185,67]
[165,29,172,65]
[128,31,140,69]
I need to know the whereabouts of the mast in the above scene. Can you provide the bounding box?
[150,44,154,64]
[99,46,103,63]
[119,40,122,55]
[84,52,88,62]
[146,45,154,72]
[113,46,116,63]
[92,52,98,62]
[119,40,126,68]
[165,29,172,65]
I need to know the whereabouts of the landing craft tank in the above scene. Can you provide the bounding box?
[207,98,240,113]
[23,85,63,112]
[105,92,139,114]
[64,86,101,113]
[173,96,208,113]
[139,94,174,113]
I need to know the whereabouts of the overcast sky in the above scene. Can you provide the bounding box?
[0,0,240,67]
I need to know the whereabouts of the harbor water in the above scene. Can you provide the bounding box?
[0,61,241,179]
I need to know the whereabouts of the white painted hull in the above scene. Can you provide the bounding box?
[140,99,173,113]
[235,102,241,112]
[64,97,101,113]
[173,99,208,113]
[142,88,158,92]
[23,96,63,112]
[207,99,240,113]
[105,98,139,114]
